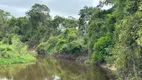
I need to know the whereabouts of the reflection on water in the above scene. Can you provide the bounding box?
[0,56,110,80]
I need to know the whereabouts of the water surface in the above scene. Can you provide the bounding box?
[0,56,110,80]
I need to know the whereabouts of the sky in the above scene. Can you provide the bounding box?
[0,0,111,18]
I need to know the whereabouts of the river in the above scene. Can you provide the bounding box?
[0,56,112,80]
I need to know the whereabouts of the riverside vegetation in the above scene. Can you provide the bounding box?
[0,0,142,79]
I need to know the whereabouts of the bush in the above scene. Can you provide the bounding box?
[92,33,112,63]
[0,35,36,64]
[37,28,87,55]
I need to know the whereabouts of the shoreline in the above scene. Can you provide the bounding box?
[45,53,117,71]
[47,53,118,79]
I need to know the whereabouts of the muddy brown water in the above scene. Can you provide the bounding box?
[0,56,111,80]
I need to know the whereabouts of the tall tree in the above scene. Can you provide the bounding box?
[0,9,10,40]
[26,3,52,47]
[26,3,51,26]
[112,0,142,79]
[79,6,95,35]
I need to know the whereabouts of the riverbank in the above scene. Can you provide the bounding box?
[45,52,117,78]
[0,56,36,64]
[100,63,116,71]
[0,55,112,80]
[100,63,117,79]
[49,52,89,63]
[47,53,116,70]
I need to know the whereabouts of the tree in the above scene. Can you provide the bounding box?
[62,17,79,29]
[26,3,51,26]
[36,28,86,55]
[112,0,142,79]
[79,6,95,35]
[87,7,115,55]
[26,3,52,47]
[0,9,10,40]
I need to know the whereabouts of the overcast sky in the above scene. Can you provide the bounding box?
[0,0,111,18]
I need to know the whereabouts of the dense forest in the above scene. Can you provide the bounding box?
[0,0,142,79]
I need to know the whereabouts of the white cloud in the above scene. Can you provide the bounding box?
[42,0,96,18]
[102,5,113,10]
[92,0,100,7]
[0,0,112,18]
[0,4,28,17]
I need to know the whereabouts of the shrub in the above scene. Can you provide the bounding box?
[0,35,36,64]
[92,33,112,63]
[37,28,87,55]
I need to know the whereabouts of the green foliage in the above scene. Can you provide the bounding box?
[1,2,142,79]
[110,0,142,79]
[92,34,112,63]
[78,6,96,35]
[62,17,79,29]
[0,55,35,64]
[24,3,52,47]
[87,8,115,55]
[37,28,86,55]
[0,9,11,41]
[44,37,57,53]
[26,3,51,25]
[0,35,35,64]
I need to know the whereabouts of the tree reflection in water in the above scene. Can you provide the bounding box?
[0,56,110,80]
